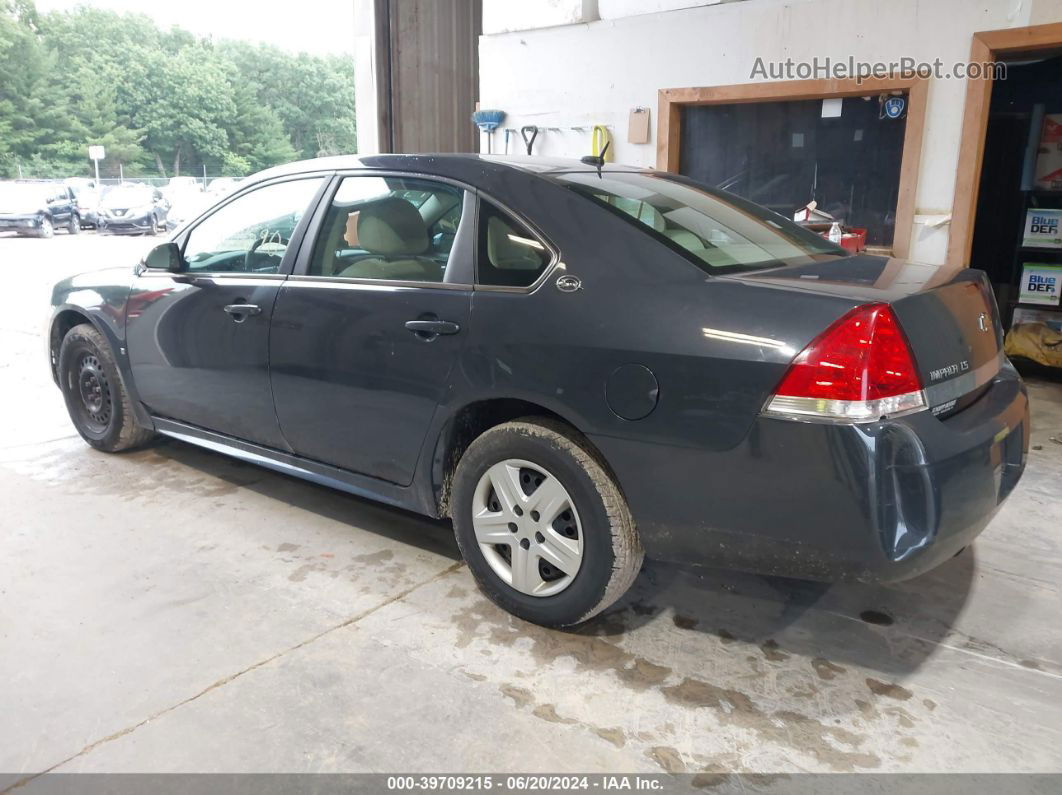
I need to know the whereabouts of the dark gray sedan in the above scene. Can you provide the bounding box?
[47,155,1029,627]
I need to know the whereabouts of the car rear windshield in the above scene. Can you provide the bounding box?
[558,171,845,274]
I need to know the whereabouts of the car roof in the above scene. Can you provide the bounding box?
[245,153,651,188]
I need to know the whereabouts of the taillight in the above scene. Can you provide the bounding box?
[763,303,926,422]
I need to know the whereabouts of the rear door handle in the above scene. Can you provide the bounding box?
[224,303,261,321]
[405,319,461,337]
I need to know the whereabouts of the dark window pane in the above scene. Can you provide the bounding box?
[477,202,551,287]
[679,95,907,247]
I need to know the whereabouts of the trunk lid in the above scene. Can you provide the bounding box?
[726,255,1003,414]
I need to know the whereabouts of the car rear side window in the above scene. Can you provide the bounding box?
[183,178,324,274]
[307,176,465,283]
[558,171,844,274]
[477,201,552,288]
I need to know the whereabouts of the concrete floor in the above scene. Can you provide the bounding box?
[2,232,1061,780]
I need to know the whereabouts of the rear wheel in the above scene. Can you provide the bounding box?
[67,214,80,234]
[451,418,643,627]
[58,324,154,452]
[148,215,161,236]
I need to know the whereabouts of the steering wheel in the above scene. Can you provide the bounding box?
[243,232,286,271]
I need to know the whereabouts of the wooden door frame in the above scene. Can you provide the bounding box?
[948,22,1062,266]
[656,76,929,259]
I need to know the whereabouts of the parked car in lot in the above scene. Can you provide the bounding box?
[167,176,202,194]
[47,155,1030,627]
[0,181,80,237]
[97,184,169,235]
[65,178,103,229]
[163,177,210,227]
[205,177,239,198]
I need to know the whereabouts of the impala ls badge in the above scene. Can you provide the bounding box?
[556,275,582,293]
[978,312,990,332]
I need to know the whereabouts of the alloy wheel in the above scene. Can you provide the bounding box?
[39,218,53,238]
[471,459,583,597]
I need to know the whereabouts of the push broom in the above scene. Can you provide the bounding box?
[471,109,506,154]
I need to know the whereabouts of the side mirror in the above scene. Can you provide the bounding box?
[143,242,183,272]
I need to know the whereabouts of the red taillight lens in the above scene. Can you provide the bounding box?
[765,303,925,422]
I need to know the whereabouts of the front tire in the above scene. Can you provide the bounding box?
[451,418,643,627]
[58,324,154,452]
[37,217,54,238]
[67,214,80,234]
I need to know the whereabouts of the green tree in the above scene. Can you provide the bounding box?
[218,41,356,159]
[120,45,236,176]
[226,76,298,172]
[1,0,356,179]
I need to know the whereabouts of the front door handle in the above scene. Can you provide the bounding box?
[405,319,461,339]
[224,303,261,322]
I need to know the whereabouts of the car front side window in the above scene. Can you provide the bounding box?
[307,176,465,283]
[182,178,324,275]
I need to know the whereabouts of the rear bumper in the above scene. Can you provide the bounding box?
[592,362,1029,582]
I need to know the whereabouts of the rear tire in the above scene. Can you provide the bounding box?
[451,418,643,627]
[58,323,154,452]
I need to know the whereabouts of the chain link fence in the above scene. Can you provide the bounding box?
[10,176,243,190]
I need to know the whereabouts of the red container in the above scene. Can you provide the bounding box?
[839,227,867,253]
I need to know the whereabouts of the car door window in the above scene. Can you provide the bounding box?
[477,201,553,287]
[183,178,324,275]
[308,176,465,283]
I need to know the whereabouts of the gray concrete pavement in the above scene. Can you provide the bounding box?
[2,231,1061,780]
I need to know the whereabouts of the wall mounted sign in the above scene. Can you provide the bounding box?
[882,96,905,120]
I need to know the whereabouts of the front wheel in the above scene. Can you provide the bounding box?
[37,217,54,238]
[67,214,80,234]
[58,324,154,452]
[451,418,643,627]
[148,215,161,236]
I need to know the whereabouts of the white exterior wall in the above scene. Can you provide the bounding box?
[353,0,380,156]
[479,0,1062,264]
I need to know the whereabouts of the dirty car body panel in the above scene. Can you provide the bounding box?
[48,154,1029,584]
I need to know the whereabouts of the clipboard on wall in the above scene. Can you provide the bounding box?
[628,107,650,144]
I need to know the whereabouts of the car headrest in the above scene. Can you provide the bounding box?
[357,197,428,256]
